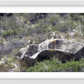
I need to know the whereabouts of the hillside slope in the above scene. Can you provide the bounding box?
[0,13,84,72]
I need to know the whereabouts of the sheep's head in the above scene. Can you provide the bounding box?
[28,39,35,45]
[51,31,58,39]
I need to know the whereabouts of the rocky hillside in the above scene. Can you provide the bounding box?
[0,13,84,72]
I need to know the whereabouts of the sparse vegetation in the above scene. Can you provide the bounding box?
[64,33,71,40]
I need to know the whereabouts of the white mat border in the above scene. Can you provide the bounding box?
[0,0,84,6]
[0,5,84,80]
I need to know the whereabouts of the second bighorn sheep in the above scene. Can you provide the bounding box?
[51,31,61,39]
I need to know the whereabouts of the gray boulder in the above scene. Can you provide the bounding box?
[18,38,84,66]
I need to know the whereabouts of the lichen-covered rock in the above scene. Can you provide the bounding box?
[17,38,84,65]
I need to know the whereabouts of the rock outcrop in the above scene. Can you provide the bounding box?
[17,38,84,66]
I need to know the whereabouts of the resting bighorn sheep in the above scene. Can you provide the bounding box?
[28,39,35,45]
[51,31,61,39]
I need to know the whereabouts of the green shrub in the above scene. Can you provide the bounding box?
[70,13,76,20]
[1,28,22,38]
[70,13,81,21]
[1,30,16,37]
[26,57,84,72]
[51,26,58,31]
[48,14,60,26]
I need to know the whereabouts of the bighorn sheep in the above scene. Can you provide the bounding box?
[18,39,35,59]
[51,31,61,39]
[28,39,35,45]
